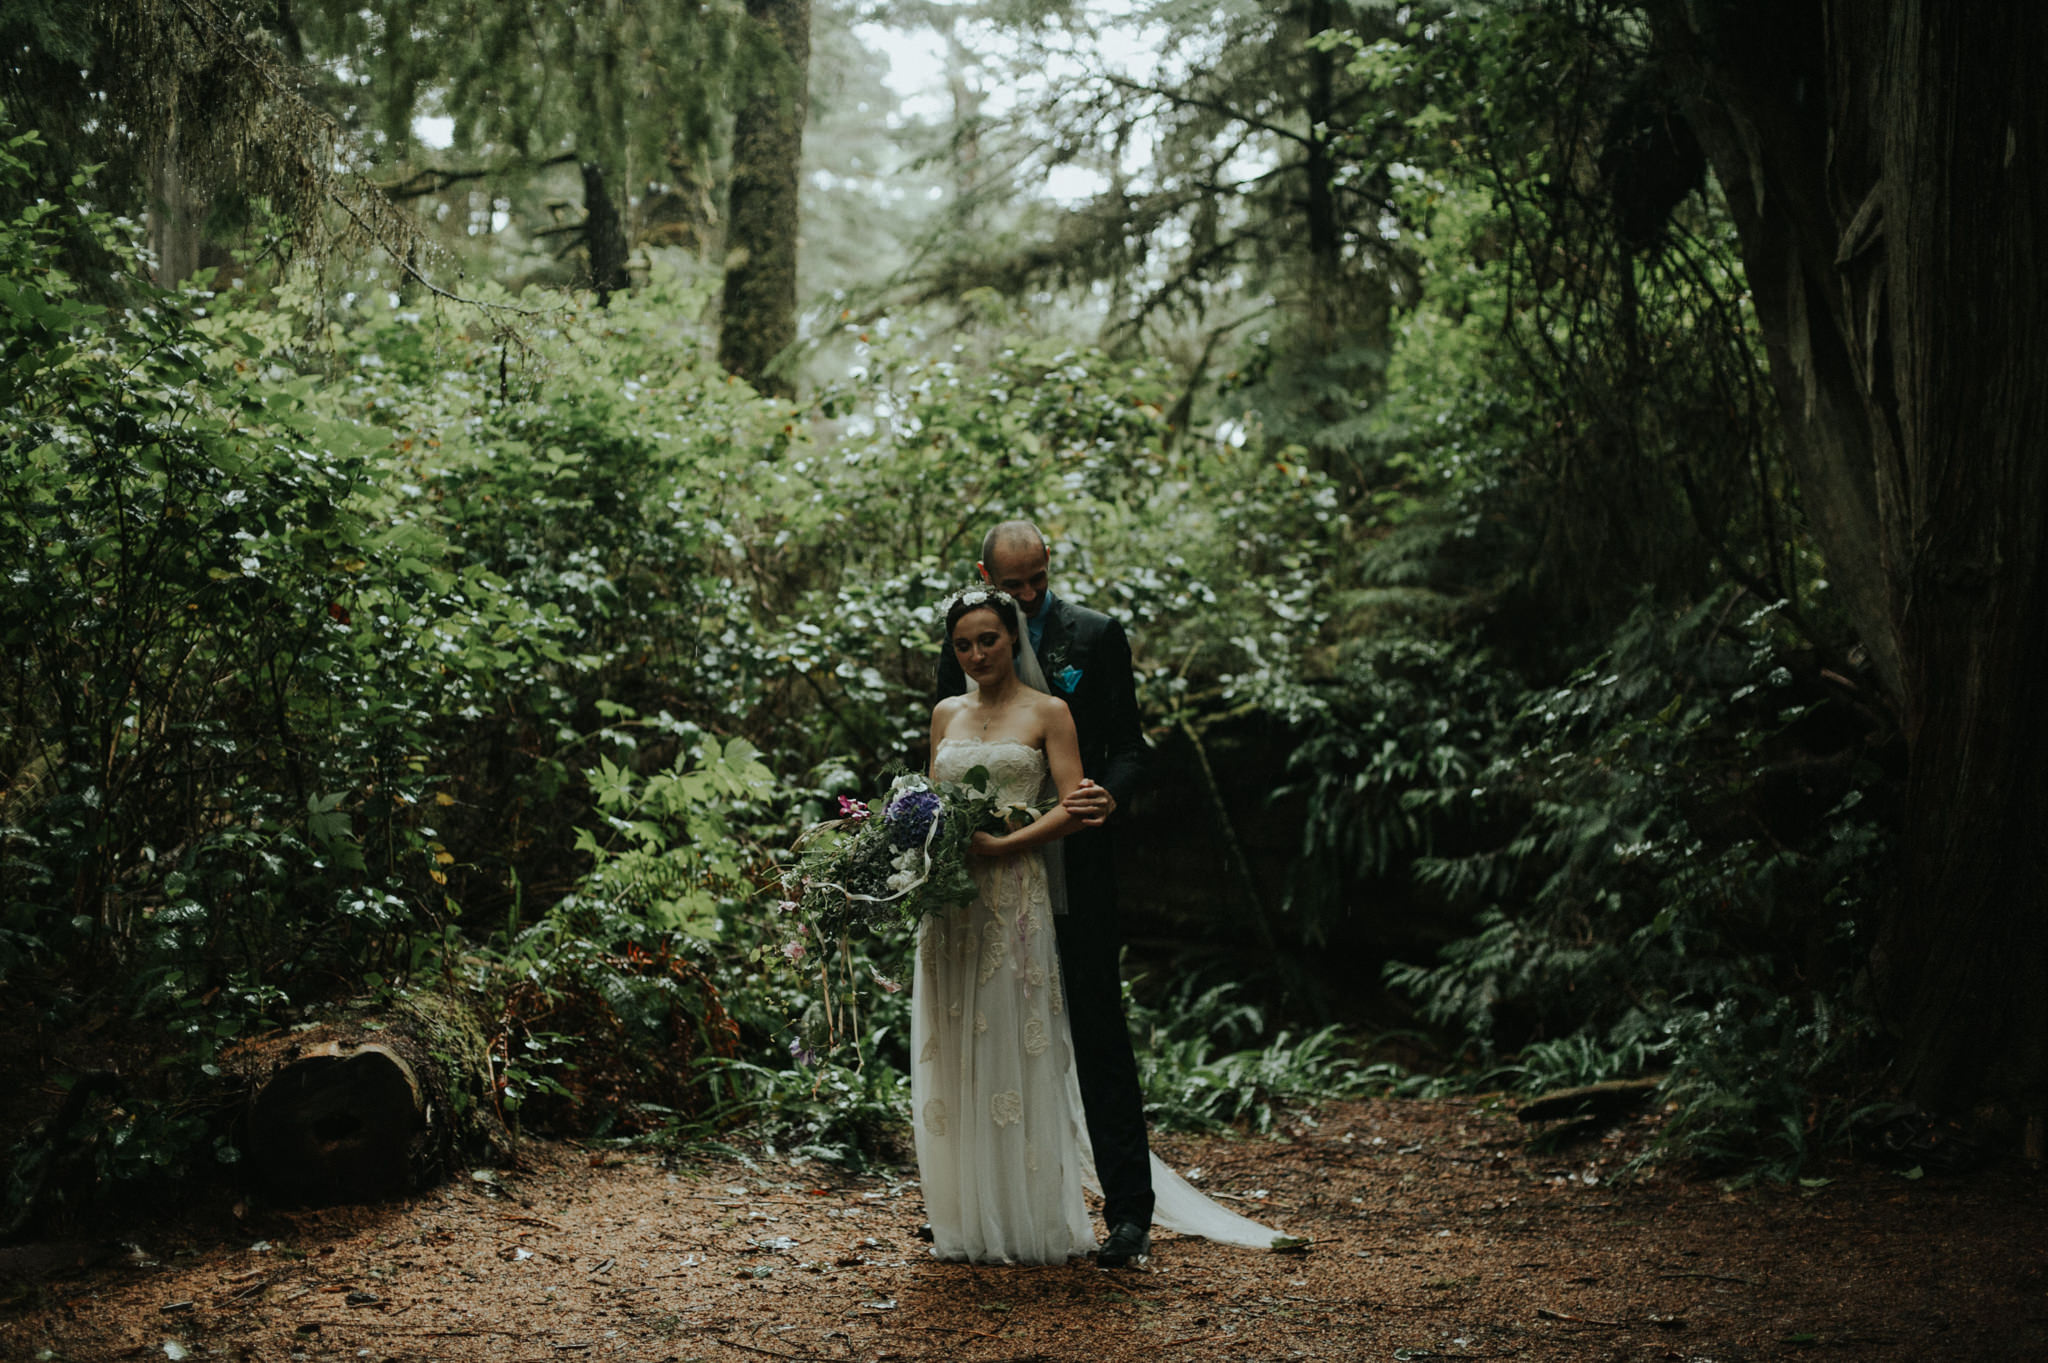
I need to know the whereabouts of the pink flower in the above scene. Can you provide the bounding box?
[776,899,800,915]
[782,940,806,962]
[837,796,870,820]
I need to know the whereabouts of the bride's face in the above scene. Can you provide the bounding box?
[949,607,1016,685]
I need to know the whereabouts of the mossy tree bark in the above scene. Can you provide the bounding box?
[581,161,631,305]
[149,122,204,288]
[1656,1,2048,1124]
[718,0,810,398]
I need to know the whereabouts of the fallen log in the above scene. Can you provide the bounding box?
[222,996,511,1205]
[1516,1076,1665,1125]
[243,1038,424,1204]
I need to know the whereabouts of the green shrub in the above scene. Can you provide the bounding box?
[1377,589,1889,1174]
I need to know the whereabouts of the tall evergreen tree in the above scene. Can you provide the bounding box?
[292,0,748,300]
[1645,0,2048,1128]
[1440,0,2048,1132]
[0,0,382,283]
[901,1,1413,465]
[718,0,810,395]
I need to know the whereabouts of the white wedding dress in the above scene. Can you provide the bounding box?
[911,737,1285,1264]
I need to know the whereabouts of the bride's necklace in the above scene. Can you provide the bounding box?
[973,683,1017,736]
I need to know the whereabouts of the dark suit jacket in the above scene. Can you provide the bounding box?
[935,595,1149,917]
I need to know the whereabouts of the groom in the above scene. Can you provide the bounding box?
[935,519,1155,1267]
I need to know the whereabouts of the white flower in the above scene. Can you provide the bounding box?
[990,1091,1023,1127]
[886,848,926,895]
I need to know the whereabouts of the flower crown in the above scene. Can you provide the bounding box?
[938,584,1020,620]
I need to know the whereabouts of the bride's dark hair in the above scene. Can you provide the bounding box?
[944,589,1022,652]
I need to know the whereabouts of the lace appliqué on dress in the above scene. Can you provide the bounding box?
[978,918,1008,982]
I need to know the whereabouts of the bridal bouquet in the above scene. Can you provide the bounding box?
[782,767,1040,937]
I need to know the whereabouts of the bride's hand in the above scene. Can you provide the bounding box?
[970,830,1007,856]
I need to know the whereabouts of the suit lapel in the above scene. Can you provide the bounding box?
[1034,596,1069,676]
[1036,597,1088,714]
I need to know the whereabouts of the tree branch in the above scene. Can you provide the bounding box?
[1098,72,1310,148]
[174,0,552,320]
[377,167,492,200]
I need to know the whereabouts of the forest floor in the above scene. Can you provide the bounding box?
[3,1095,2043,1363]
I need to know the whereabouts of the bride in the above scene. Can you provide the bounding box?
[912,587,1283,1265]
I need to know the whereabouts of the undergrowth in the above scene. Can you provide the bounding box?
[1365,591,1892,1179]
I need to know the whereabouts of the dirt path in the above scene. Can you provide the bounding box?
[4,1097,2043,1362]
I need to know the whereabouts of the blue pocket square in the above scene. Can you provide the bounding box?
[1054,664,1083,692]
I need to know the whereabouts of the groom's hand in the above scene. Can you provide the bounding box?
[1063,778,1116,827]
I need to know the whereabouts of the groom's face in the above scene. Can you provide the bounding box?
[980,541,1051,617]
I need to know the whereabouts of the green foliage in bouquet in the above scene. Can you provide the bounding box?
[785,767,1042,938]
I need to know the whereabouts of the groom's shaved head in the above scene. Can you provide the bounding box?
[980,520,1047,567]
[978,520,1052,617]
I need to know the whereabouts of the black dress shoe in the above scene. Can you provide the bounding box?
[915,1222,934,1242]
[1095,1221,1150,1267]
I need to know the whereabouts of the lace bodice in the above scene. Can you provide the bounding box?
[935,737,1047,807]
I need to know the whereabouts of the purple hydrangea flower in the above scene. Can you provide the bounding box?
[884,787,943,850]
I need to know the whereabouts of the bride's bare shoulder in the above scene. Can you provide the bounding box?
[1028,689,1073,728]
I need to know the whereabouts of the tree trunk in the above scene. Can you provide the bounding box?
[1660,5,1901,702]
[1302,0,1341,350]
[946,25,984,212]
[1862,2,2048,1121]
[719,0,810,397]
[149,131,204,288]
[581,161,631,305]
[1659,2,2048,1125]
